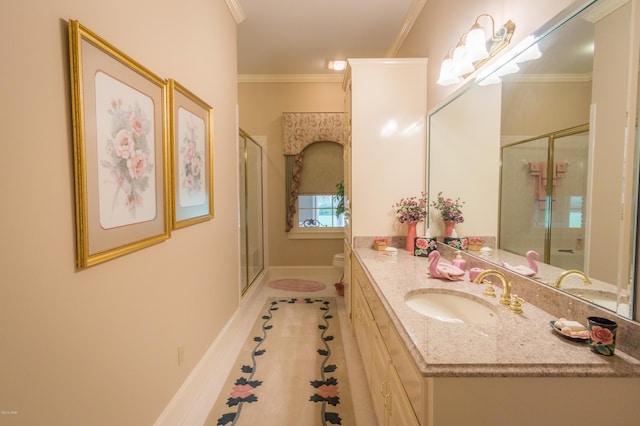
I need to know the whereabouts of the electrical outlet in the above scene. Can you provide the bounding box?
[178,344,184,366]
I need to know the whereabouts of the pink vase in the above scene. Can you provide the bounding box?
[405,221,417,252]
[444,220,455,237]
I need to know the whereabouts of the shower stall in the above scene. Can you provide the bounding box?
[499,124,589,271]
[239,129,265,295]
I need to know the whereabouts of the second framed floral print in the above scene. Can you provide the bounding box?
[168,80,214,229]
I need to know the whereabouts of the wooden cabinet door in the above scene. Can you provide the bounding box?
[370,317,391,425]
[388,366,420,426]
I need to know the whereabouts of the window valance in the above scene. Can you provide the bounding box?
[282,112,346,155]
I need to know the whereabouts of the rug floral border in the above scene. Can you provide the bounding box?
[216,298,347,425]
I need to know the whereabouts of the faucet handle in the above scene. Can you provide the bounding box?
[483,281,497,298]
[475,278,497,298]
[508,294,526,314]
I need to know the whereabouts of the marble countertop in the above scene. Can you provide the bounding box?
[354,247,640,377]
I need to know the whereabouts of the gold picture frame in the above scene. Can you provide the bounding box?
[168,79,214,228]
[68,20,171,269]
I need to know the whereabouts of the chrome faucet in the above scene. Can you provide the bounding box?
[472,269,512,305]
[554,269,592,289]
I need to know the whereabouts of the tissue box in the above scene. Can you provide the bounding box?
[444,237,468,250]
[414,237,438,257]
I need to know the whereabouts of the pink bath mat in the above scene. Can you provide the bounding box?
[267,279,327,292]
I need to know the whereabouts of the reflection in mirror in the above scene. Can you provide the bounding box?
[427,0,637,319]
[500,124,590,270]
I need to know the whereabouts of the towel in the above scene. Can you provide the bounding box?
[529,161,567,210]
[529,161,546,208]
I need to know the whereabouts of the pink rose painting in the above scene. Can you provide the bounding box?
[95,71,156,229]
[177,107,206,208]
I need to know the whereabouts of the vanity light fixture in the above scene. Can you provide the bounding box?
[437,14,516,86]
[327,60,347,71]
[476,35,543,86]
[436,49,462,86]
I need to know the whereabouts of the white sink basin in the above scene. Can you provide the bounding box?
[405,290,498,324]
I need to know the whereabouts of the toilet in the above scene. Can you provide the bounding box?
[332,253,344,282]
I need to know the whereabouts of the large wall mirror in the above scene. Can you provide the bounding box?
[427,0,639,319]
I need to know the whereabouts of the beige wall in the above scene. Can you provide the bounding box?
[1,1,239,424]
[590,2,632,282]
[238,82,344,267]
[501,81,592,137]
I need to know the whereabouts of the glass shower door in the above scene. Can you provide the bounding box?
[499,124,589,271]
[500,136,549,258]
[239,130,264,295]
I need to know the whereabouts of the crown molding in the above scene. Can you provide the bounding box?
[238,74,345,83]
[386,0,428,57]
[582,0,629,23]
[225,0,246,24]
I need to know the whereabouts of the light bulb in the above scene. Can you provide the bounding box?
[464,27,489,63]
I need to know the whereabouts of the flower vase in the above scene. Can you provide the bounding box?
[444,220,455,237]
[405,221,417,252]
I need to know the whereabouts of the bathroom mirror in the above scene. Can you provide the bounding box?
[427,0,639,319]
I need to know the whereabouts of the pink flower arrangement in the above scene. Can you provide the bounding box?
[180,118,204,196]
[392,192,428,224]
[104,98,153,213]
[431,191,465,224]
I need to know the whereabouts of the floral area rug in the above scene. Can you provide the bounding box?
[267,279,327,292]
[204,297,354,426]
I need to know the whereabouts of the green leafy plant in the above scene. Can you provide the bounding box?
[335,181,345,218]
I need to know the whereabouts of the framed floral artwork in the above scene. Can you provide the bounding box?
[68,20,171,269]
[167,80,214,229]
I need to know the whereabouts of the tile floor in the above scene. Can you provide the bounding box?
[180,273,378,425]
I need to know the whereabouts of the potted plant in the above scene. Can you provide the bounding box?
[335,181,345,218]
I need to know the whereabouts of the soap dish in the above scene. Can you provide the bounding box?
[549,320,589,343]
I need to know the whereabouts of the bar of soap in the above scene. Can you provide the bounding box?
[555,318,586,331]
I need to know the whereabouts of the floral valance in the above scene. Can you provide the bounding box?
[282,112,346,155]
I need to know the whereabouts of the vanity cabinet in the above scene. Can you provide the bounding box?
[353,259,422,426]
[353,247,640,426]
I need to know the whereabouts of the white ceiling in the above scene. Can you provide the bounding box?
[234,0,424,77]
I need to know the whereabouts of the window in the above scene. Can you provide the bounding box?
[287,141,344,239]
[297,195,345,228]
[568,195,583,229]
[289,194,345,239]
